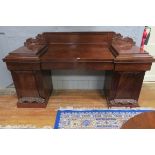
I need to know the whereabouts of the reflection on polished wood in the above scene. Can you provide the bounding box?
[0,83,155,128]
[121,111,155,129]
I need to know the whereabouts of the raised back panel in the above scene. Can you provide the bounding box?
[43,32,116,44]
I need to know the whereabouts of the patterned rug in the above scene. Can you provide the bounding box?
[54,109,153,129]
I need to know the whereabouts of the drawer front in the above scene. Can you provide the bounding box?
[41,62,114,70]
[115,63,152,71]
[6,62,41,70]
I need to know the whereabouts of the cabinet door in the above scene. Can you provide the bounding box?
[11,71,40,98]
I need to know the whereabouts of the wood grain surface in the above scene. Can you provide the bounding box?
[121,111,155,129]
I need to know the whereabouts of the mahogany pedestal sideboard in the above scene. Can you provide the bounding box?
[3,32,155,108]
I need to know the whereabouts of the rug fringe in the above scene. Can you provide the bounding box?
[0,125,52,129]
[58,106,155,110]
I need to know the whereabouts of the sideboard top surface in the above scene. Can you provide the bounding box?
[3,32,155,69]
[41,43,114,62]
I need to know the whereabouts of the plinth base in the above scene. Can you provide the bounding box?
[17,102,47,108]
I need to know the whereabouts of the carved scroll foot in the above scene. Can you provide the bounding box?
[17,97,47,108]
[108,99,139,108]
[18,97,45,104]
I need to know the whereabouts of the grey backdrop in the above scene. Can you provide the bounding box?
[0,26,144,89]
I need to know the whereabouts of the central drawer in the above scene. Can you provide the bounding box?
[41,61,114,70]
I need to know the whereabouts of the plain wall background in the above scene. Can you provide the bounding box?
[0,26,144,89]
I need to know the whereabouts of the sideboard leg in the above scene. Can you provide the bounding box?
[11,70,53,108]
[104,71,145,108]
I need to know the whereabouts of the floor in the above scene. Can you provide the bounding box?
[0,83,155,128]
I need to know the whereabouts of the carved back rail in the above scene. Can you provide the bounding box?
[24,32,136,51]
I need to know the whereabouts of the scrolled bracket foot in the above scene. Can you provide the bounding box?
[108,99,139,108]
[17,97,47,108]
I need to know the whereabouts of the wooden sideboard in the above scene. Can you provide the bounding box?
[3,32,155,108]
